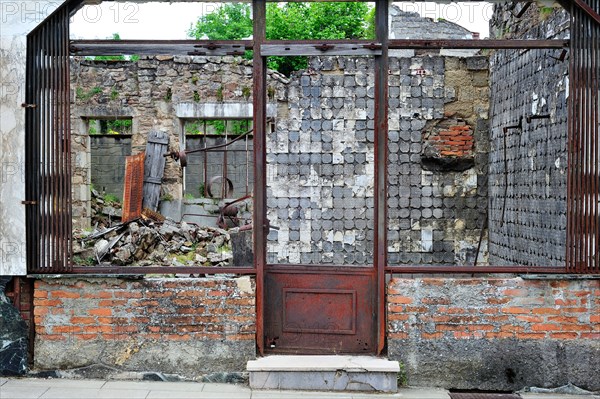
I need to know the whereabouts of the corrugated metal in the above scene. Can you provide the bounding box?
[122,153,146,223]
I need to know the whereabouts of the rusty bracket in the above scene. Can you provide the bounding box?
[21,200,37,205]
[21,103,36,108]
[550,48,568,62]
[526,114,551,123]
[188,50,207,56]
[502,118,523,134]
[363,42,382,51]
[315,43,335,52]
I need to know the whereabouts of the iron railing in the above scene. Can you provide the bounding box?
[567,0,600,273]
[25,4,74,273]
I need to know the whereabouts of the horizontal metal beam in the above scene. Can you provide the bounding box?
[70,40,253,56]
[71,38,569,57]
[386,266,567,274]
[70,266,256,274]
[261,43,382,56]
[389,39,570,49]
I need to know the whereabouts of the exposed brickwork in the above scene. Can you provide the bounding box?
[387,277,600,390]
[387,277,599,340]
[34,277,255,343]
[425,120,474,158]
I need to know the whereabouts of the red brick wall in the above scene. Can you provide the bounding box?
[387,277,600,390]
[34,277,255,343]
[387,277,599,340]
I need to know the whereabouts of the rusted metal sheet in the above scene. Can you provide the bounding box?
[122,153,145,223]
[142,131,169,211]
[264,266,376,354]
[567,0,600,273]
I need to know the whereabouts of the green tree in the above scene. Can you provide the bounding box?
[188,2,371,75]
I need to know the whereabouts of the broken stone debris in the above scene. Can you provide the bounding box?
[74,219,233,267]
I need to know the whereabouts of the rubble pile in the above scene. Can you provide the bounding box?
[73,219,233,267]
[90,189,123,228]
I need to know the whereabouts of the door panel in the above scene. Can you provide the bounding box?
[265,265,376,354]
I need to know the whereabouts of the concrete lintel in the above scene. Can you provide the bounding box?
[175,103,277,119]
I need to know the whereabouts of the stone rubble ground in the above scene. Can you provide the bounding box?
[73,189,233,267]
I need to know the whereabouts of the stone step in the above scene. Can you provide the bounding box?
[247,355,400,392]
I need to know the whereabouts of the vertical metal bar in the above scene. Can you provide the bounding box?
[374,0,389,355]
[253,0,267,356]
[593,0,600,271]
[41,23,49,272]
[25,35,34,273]
[51,15,60,272]
[65,7,73,271]
[203,121,208,197]
[591,0,599,271]
[223,121,229,197]
[567,2,577,272]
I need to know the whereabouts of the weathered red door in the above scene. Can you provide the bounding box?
[264,266,377,354]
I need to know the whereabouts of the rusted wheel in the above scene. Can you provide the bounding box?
[206,176,234,198]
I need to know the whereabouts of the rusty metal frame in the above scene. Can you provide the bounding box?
[24,0,600,279]
[566,0,600,273]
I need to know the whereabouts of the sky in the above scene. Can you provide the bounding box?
[70,1,493,40]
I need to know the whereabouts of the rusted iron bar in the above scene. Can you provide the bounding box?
[386,266,567,274]
[389,39,569,49]
[374,0,389,356]
[69,267,256,275]
[261,43,382,56]
[567,0,600,273]
[253,0,267,356]
[70,40,253,56]
[571,0,600,25]
[70,39,569,57]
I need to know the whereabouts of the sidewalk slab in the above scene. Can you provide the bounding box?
[102,380,204,391]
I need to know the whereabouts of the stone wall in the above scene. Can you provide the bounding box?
[90,135,132,200]
[33,277,255,378]
[70,56,286,229]
[488,7,570,266]
[387,276,600,391]
[267,55,489,265]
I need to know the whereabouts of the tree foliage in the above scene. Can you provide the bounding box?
[188,2,372,75]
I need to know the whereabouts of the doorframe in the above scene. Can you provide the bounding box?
[252,0,390,356]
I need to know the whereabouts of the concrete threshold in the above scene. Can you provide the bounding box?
[247,355,400,392]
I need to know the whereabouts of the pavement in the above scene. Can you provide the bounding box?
[1,378,599,399]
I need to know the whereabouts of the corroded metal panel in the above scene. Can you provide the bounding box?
[265,266,376,354]
[122,153,145,223]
